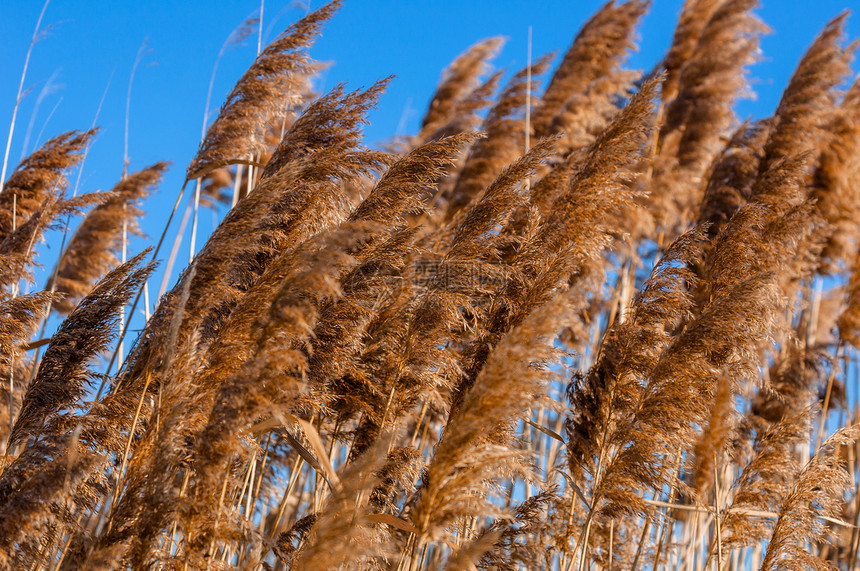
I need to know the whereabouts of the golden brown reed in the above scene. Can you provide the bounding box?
[1,2,860,570]
[48,163,168,314]
[186,1,338,181]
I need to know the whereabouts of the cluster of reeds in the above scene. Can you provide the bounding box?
[2,0,860,569]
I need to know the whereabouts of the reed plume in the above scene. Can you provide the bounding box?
[120,81,391,406]
[761,425,860,570]
[0,252,154,568]
[532,0,648,139]
[310,133,478,406]
[290,443,391,571]
[179,225,372,562]
[445,55,553,218]
[417,37,505,143]
[0,291,56,449]
[412,291,571,543]
[8,250,155,447]
[452,77,658,416]
[697,119,771,237]
[0,130,95,242]
[757,13,855,183]
[649,0,767,232]
[48,163,167,314]
[812,77,860,273]
[660,0,722,101]
[186,1,337,180]
[721,409,812,552]
[0,190,108,293]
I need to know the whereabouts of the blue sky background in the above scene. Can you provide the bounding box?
[0,0,858,326]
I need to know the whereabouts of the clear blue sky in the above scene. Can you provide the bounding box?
[1,0,858,317]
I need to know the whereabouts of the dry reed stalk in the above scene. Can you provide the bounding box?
[0,0,50,189]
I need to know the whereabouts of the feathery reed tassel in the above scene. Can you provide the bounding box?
[341,136,559,459]
[757,13,855,179]
[0,252,155,568]
[0,130,95,243]
[310,133,478,394]
[660,0,723,102]
[0,192,107,293]
[452,78,658,418]
[612,271,779,505]
[119,81,391,401]
[0,428,108,569]
[418,37,505,142]
[649,0,767,232]
[179,225,372,560]
[105,80,395,558]
[445,55,553,218]
[663,0,766,174]
[478,489,559,570]
[710,164,816,299]
[528,76,657,268]
[720,410,812,551]
[346,137,557,446]
[0,292,56,448]
[532,0,648,139]
[370,447,423,515]
[291,443,392,571]
[448,135,559,258]
[411,291,571,545]
[274,514,318,567]
[0,293,55,377]
[48,163,167,314]
[261,79,392,179]
[752,344,828,426]
[186,1,339,180]
[94,224,364,567]
[107,92,395,528]
[812,77,860,273]
[351,132,479,225]
[186,116,391,357]
[689,374,735,497]
[8,250,155,447]
[84,330,204,570]
[569,225,784,568]
[760,424,860,570]
[697,119,771,237]
[567,226,706,486]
